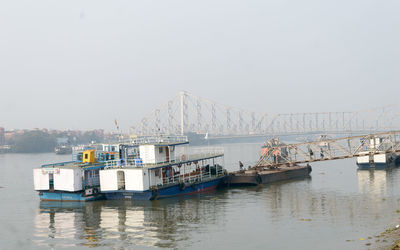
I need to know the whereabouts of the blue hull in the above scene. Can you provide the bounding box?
[104,177,223,201]
[357,163,390,170]
[39,191,105,202]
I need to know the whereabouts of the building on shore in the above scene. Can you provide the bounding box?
[0,127,5,145]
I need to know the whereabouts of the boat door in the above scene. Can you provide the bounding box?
[117,171,125,190]
[166,146,170,162]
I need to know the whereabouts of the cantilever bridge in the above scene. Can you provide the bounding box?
[130,91,400,138]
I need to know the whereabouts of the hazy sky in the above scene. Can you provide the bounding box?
[1,0,399,132]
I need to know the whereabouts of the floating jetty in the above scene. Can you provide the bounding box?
[254,131,400,170]
[225,131,400,186]
[225,138,312,186]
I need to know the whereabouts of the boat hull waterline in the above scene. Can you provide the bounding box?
[39,191,104,202]
[103,177,223,201]
[225,165,312,186]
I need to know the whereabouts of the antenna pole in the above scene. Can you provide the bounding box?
[180,91,184,135]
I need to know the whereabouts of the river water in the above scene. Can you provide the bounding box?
[1,142,400,249]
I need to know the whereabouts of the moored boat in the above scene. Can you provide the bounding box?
[54,145,72,155]
[33,144,123,201]
[99,135,226,200]
[356,137,400,169]
[356,153,400,169]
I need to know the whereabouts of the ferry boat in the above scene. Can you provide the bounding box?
[54,145,72,155]
[356,137,400,169]
[33,144,122,201]
[99,136,225,200]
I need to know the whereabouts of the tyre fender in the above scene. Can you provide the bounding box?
[179,182,186,191]
[256,173,262,184]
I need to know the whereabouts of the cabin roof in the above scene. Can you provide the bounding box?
[146,153,223,170]
[40,161,106,170]
[104,153,224,171]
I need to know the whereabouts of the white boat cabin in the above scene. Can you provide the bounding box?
[100,142,224,193]
[357,137,392,165]
[33,143,123,193]
[33,167,84,192]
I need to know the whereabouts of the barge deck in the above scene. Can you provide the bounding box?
[225,164,312,186]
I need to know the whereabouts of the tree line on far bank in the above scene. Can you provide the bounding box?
[6,131,106,153]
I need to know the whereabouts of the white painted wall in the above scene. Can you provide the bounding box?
[100,169,119,191]
[357,156,369,164]
[357,154,387,164]
[53,168,83,192]
[374,154,386,163]
[169,146,175,161]
[125,169,149,191]
[154,146,164,163]
[154,146,162,163]
[100,168,149,191]
[33,169,49,190]
[140,145,171,164]
[140,145,155,164]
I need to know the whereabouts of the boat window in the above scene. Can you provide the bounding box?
[159,147,163,153]
[85,154,88,160]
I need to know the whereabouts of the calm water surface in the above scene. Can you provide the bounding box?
[1,142,400,249]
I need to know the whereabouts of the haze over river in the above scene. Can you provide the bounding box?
[1,142,400,249]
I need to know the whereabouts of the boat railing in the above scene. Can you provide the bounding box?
[130,135,188,145]
[84,175,100,187]
[160,164,225,186]
[104,159,124,168]
[104,150,224,169]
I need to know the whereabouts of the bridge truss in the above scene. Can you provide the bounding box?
[130,91,400,137]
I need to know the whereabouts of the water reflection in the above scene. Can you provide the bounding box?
[357,169,387,197]
[33,192,226,249]
[32,167,400,250]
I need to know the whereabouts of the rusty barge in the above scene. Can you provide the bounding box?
[225,164,311,186]
[225,138,312,186]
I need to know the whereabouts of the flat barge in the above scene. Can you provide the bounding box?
[225,164,312,186]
